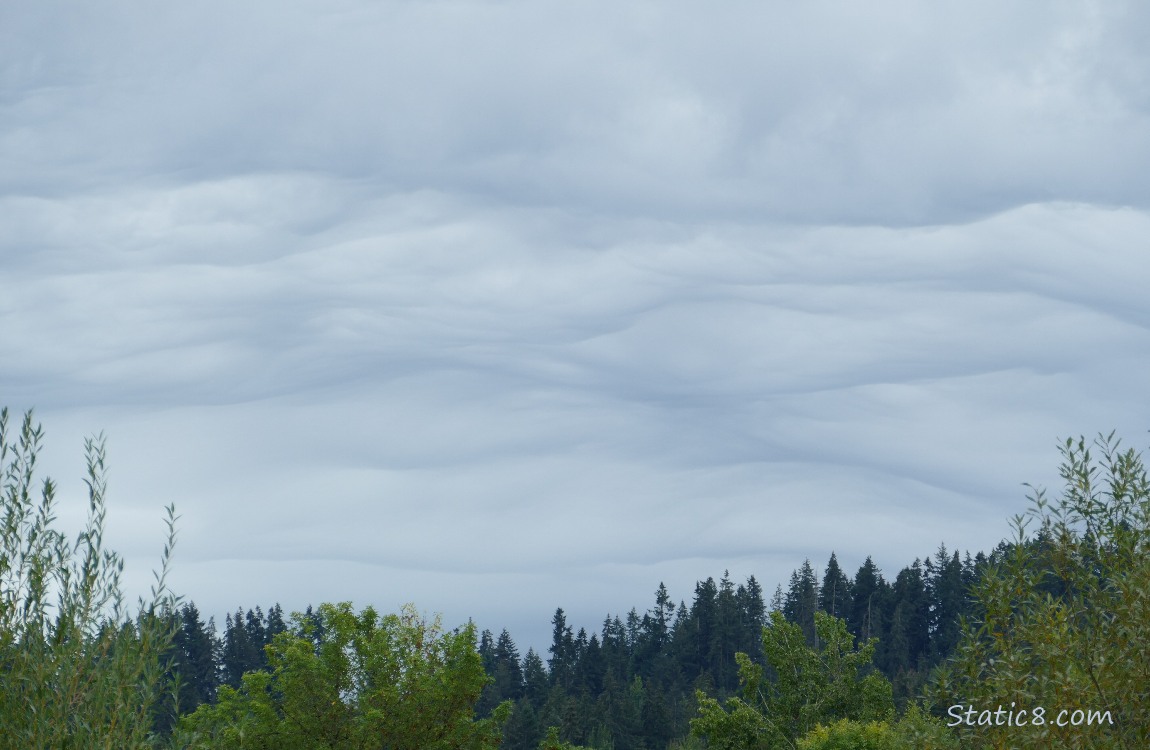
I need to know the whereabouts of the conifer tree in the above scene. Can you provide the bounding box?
[548,608,576,690]
[784,559,820,646]
[819,552,853,620]
[735,574,767,656]
[848,557,886,644]
[522,648,550,708]
[925,545,964,660]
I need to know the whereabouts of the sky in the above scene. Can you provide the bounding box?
[3,0,1150,654]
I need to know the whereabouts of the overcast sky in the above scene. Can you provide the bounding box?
[3,1,1150,653]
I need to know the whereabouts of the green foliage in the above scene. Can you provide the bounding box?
[796,703,960,750]
[797,719,898,750]
[0,408,179,748]
[173,602,511,749]
[888,702,961,750]
[538,725,593,750]
[932,433,1150,749]
[692,610,894,749]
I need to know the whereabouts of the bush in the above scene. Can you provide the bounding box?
[931,433,1150,749]
[0,408,179,748]
[796,704,960,750]
[797,719,898,750]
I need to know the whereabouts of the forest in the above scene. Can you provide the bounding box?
[2,406,1148,749]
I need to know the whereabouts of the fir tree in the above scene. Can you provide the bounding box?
[783,559,820,646]
[819,552,852,619]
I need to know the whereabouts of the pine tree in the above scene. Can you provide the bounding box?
[495,629,525,700]
[266,603,287,641]
[548,609,576,690]
[783,559,820,646]
[848,557,886,644]
[688,577,718,683]
[600,615,629,684]
[878,559,933,694]
[221,611,252,688]
[503,698,543,750]
[522,648,550,709]
[819,552,853,619]
[925,545,964,660]
[710,571,741,691]
[175,603,220,709]
[735,574,767,658]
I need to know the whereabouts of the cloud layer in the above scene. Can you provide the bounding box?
[3,1,1150,650]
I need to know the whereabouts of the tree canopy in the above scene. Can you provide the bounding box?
[173,602,510,750]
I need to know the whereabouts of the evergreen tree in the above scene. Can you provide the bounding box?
[266,603,287,641]
[574,632,605,697]
[925,545,964,660]
[548,608,576,690]
[220,606,271,687]
[688,577,718,683]
[710,571,741,692]
[600,614,629,683]
[783,559,820,646]
[848,557,886,644]
[495,629,525,700]
[479,628,497,675]
[635,582,676,684]
[878,560,929,680]
[174,603,220,709]
[522,648,550,709]
[819,552,852,620]
[503,698,543,750]
[735,574,767,657]
[769,583,785,612]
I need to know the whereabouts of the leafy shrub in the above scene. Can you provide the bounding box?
[0,408,179,748]
[932,433,1150,749]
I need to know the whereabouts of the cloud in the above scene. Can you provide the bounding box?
[4,1,1150,651]
[5,2,1150,222]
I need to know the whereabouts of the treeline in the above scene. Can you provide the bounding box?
[6,408,1148,748]
[157,544,992,748]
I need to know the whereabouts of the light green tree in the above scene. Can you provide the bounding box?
[173,601,511,749]
[931,433,1150,750]
[538,725,594,750]
[796,704,960,750]
[691,610,894,749]
[0,408,179,748]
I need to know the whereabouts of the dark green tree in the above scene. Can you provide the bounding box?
[784,559,820,646]
[711,571,742,691]
[848,557,886,644]
[548,608,576,690]
[220,609,261,687]
[820,553,853,620]
[736,575,767,658]
[924,545,964,661]
[523,648,550,708]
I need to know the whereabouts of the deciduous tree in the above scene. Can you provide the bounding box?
[174,602,510,750]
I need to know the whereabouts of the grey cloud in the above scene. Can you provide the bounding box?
[6,2,1150,223]
[5,2,1150,652]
